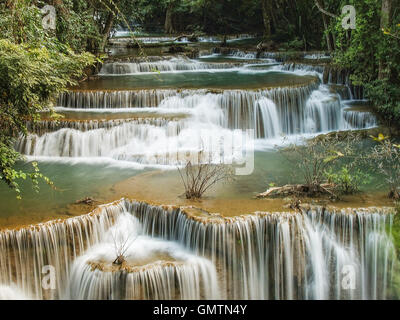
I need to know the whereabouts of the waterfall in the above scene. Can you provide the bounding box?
[0,285,31,300]
[280,63,325,77]
[208,50,328,63]
[65,212,219,300]
[100,58,237,75]
[57,86,319,110]
[332,85,353,101]
[304,87,342,133]
[127,201,396,300]
[17,120,186,160]
[229,50,258,59]
[68,261,218,300]
[304,53,331,60]
[210,48,259,59]
[26,118,179,135]
[58,90,179,109]
[0,199,396,300]
[343,108,377,129]
[0,201,124,299]
[20,82,379,162]
[56,85,318,133]
[323,67,365,100]
[255,98,281,138]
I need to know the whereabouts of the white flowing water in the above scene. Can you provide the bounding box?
[4,55,387,300]
[111,35,250,44]
[19,77,377,166]
[0,201,123,299]
[280,63,325,79]
[100,57,237,75]
[128,201,396,300]
[25,118,180,134]
[0,285,32,300]
[343,108,377,129]
[65,212,219,300]
[304,53,331,60]
[0,200,396,300]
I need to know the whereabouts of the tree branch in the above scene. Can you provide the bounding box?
[314,0,337,19]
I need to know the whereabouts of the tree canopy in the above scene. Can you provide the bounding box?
[0,0,95,198]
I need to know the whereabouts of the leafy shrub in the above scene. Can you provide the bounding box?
[280,37,304,51]
[365,80,400,127]
[325,166,371,195]
[369,135,400,199]
[280,133,361,197]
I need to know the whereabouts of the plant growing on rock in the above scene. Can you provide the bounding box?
[257,132,365,199]
[178,160,234,200]
[325,166,371,195]
[112,232,137,266]
[279,133,362,197]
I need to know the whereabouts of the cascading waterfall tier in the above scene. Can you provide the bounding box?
[0,199,396,300]
[17,82,378,162]
[209,49,329,62]
[100,57,238,75]
[66,211,219,300]
[281,63,325,76]
[304,53,331,60]
[323,66,364,100]
[55,84,325,138]
[57,84,319,110]
[70,261,218,300]
[0,200,125,299]
[343,108,377,129]
[17,119,186,159]
[127,201,397,300]
[25,118,182,135]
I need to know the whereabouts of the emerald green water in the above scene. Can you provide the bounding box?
[76,71,317,91]
[0,146,387,224]
[0,161,143,221]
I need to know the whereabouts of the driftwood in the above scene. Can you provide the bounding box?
[257,40,275,51]
[174,33,198,42]
[256,184,337,199]
[113,255,126,266]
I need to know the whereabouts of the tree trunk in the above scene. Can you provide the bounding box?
[165,3,174,34]
[101,11,115,53]
[314,0,335,51]
[322,11,332,51]
[381,0,392,28]
[379,0,393,79]
[49,0,70,18]
[314,0,337,18]
[261,0,271,39]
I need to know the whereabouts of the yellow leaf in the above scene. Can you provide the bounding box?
[370,134,388,142]
[378,133,387,141]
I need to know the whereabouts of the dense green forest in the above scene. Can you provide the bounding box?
[0,0,399,195]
